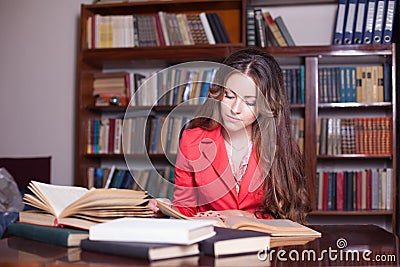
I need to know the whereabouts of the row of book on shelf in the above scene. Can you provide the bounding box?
[86,114,305,155]
[318,64,391,103]
[333,0,397,45]
[92,61,390,109]
[246,8,295,47]
[10,180,321,262]
[93,66,306,108]
[317,117,392,155]
[316,168,393,211]
[86,11,229,49]
[86,115,191,155]
[87,166,175,200]
[92,68,217,107]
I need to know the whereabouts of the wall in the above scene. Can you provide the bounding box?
[0,1,336,186]
[0,0,91,185]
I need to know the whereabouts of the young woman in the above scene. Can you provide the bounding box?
[149,48,311,223]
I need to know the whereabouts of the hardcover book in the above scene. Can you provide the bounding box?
[81,239,199,261]
[88,217,216,245]
[7,222,88,247]
[199,227,270,257]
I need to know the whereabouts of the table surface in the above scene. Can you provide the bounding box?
[0,224,399,266]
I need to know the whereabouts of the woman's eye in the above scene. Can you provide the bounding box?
[246,102,256,106]
[224,92,235,99]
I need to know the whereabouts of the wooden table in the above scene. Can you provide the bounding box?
[0,224,398,266]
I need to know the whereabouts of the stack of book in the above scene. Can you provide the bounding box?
[79,204,321,262]
[81,217,273,261]
[92,71,131,106]
[7,181,321,263]
[332,0,397,45]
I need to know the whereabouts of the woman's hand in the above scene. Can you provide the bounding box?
[147,198,172,218]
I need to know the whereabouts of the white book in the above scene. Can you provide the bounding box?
[89,217,216,245]
[199,12,215,44]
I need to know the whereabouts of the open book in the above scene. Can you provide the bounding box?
[20,181,152,230]
[156,200,321,247]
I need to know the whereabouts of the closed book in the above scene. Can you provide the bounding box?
[333,0,349,44]
[383,62,391,101]
[245,8,257,46]
[199,227,270,257]
[254,9,267,47]
[199,12,216,44]
[88,217,216,245]
[274,16,295,46]
[7,222,88,247]
[372,0,387,44]
[353,0,368,44]
[213,13,230,43]
[206,13,223,43]
[363,0,377,44]
[262,11,288,46]
[382,0,397,43]
[343,0,359,44]
[81,239,199,261]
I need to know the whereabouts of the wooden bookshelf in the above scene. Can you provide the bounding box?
[76,1,397,233]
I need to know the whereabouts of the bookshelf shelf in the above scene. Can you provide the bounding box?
[318,102,392,108]
[310,210,393,216]
[76,0,397,233]
[317,155,392,159]
[81,46,240,67]
[241,44,394,57]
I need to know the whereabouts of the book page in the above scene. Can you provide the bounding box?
[156,199,191,219]
[29,181,89,217]
[225,217,321,237]
[61,189,148,217]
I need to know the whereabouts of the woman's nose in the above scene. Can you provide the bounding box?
[231,97,243,113]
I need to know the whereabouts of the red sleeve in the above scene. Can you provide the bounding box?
[172,130,198,217]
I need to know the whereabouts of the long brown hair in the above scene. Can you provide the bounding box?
[188,48,311,223]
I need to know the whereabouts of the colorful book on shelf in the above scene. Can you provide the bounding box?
[7,222,88,247]
[20,181,152,230]
[88,217,216,245]
[185,13,209,45]
[262,11,288,47]
[81,239,199,261]
[156,200,321,247]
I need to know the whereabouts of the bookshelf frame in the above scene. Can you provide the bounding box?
[76,1,397,233]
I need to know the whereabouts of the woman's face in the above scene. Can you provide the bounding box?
[220,73,258,134]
